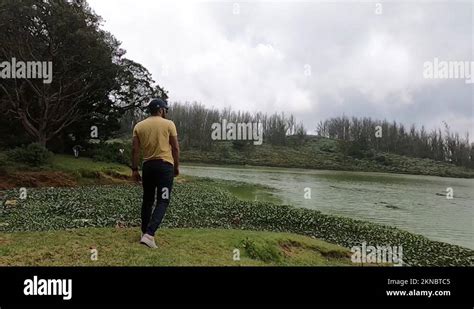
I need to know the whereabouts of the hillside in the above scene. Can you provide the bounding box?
[180,136,474,178]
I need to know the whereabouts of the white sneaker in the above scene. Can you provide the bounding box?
[140,234,158,249]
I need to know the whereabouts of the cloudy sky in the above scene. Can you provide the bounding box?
[88,0,473,136]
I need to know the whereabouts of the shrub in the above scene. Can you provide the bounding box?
[7,143,53,167]
[88,142,131,165]
[215,143,230,157]
[375,154,393,166]
[319,139,338,153]
[232,140,252,151]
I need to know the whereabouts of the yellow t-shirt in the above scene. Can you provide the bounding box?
[133,116,178,165]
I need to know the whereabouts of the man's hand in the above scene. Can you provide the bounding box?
[132,135,141,182]
[169,135,180,178]
[132,170,142,182]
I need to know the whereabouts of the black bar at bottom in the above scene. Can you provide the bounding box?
[0,267,472,306]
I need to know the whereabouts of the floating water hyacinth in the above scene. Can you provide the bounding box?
[0,182,472,266]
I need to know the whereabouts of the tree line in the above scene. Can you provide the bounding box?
[316,116,473,168]
[119,101,306,149]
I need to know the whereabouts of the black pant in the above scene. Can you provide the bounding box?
[141,159,174,236]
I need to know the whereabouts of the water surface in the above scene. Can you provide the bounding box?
[182,164,474,249]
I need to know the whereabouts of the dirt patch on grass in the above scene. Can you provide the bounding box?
[279,240,304,257]
[279,239,351,260]
[102,170,131,181]
[96,172,131,185]
[175,176,189,184]
[0,171,78,190]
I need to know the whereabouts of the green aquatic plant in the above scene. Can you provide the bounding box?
[0,182,472,266]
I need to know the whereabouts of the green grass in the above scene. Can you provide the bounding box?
[0,227,353,266]
[1,153,472,266]
[0,151,130,175]
[51,154,131,185]
[50,154,130,174]
[1,182,472,266]
[0,153,132,188]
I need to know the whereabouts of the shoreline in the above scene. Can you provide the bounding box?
[181,162,474,181]
[1,181,472,266]
[179,157,474,179]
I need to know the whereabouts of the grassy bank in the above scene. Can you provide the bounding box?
[0,154,130,189]
[0,227,353,266]
[1,154,472,266]
[2,135,474,181]
[1,178,472,266]
[181,138,474,178]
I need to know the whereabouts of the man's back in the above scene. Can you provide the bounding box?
[133,116,178,165]
[132,98,180,249]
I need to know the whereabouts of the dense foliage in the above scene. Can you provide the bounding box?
[6,143,52,166]
[86,142,132,166]
[317,116,474,169]
[0,0,165,149]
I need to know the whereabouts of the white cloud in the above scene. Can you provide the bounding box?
[89,0,473,137]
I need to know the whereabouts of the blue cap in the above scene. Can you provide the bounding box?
[147,98,169,112]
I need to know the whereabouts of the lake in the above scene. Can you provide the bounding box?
[181,164,474,249]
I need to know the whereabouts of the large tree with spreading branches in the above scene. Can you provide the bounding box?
[0,0,164,147]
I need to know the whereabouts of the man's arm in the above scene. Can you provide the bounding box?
[169,135,180,176]
[132,135,141,182]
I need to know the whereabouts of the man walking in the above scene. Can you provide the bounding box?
[131,98,180,248]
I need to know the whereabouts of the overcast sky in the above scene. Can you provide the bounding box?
[88,0,473,137]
